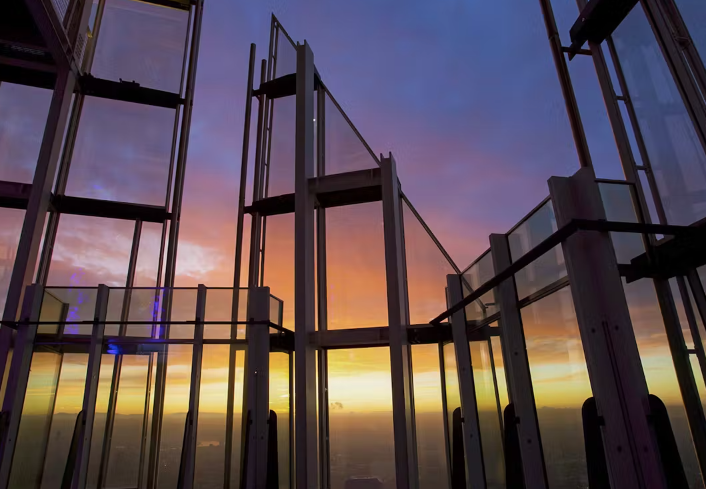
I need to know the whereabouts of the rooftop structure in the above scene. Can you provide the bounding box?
[1,0,706,489]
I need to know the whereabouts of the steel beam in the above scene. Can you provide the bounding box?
[549,167,664,488]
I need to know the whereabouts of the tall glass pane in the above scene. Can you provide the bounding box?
[41,354,88,489]
[9,352,62,488]
[266,96,296,198]
[274,28,297,78]
[403,201,455,324]
[673,0,706,68]
[270,352,291,489]
[442,342,461,472]
[462,252,497,321]
[614,4,706,226]
[521,286,591,489]
[469,340,505,489]
[624,278,704,488]
[326,203,387,329]
[328,348,395,489]
[263,214,294,329]
[44,287,98,335]
[134,222,163,287]
[598,182,645,263]
[324,92,378,176]
[412,344,449,489]
[229,352,246,489]
[92,0,189,94]
[0,208,24,314]
[66,97,175,206]
[86,355,114,489]
[0,83,52,183]
[490,335,510,410]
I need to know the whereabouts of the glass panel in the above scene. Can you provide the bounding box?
[521,286,591,489]
[673,0,706,67]
[0,208,25,315]
[92,0,189,94]
[462,252,497,321]
[469,340,505,489]
[229,351,246,489]
[263,214,294,329]
[411,344,449,489]
[326,203,387,329]
[9,351,62,488]
[266,96,296,198]
[508,199,556,261]
[0,83,52,183]
[324,92,378,175]
[614,5,706,226]
[169,288,198,339]
[105,353,150,488]
[442,342,461,471]
[134,222,163,287]
[40,354,88,489]
[47,214,136,288]
[44,287,98,335]
[598,182,645,263]
[269,296,282,327]
[126,288,165,337]
[194,344,228,488]
[39,289,65,335]
[403,201,455,324]
[274,28,297,78]
[157,344,192,489]
[86,355,114,489]
[328,348,395,489]
[204,288,235,339]
[270,352,291,489]
[66,97,175,206]
[624,278,704,488]
[568,55,624,179]
[490,334,510,410]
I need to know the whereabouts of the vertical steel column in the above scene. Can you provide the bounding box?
[380,154,418,489]
[489,234,547,489]
[549,167,664,489]
[294,41,317,489]
[0,284,44,489]
[178,284,206,489]
[0,69,76,385]
[70,284,108,489]
[315,85,331,489]
[243,287,271,489]
[446,275,486,489]
[437,343,453,487]
[537,0,592,168]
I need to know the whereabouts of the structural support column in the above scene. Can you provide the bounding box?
[381,154,418,489]
[70,284,109,489]
[244,286,271,489]
[294,41,317,489]
[178,284,206,489]
[549,167,664,489]
[446,275,485,489]
[489,234,548,489]
[0,284,44,489]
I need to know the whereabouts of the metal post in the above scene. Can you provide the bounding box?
[548,167,664,489]
[294,41,317,489]
[489,234,548,489]
[0,284,44,489]
[437,343,453,487]
[381,154,418,489]
[178,284,206,489]
[446,274,486,489]
[677,277,706,383]
[70,284,109,489]
[244,287,271,489]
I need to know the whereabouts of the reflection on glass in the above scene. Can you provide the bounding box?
[598,182,645,263]
[66,97,175,206]
[266,96,296,198]
[521,286,590,489]
[106,353,150,488]
[134,222,163,287]
[442,342,461,468]
[623,278,704,488]
[158,345,192,489]
[274,27,297,78]
[411,344,449,489]
[92,0,189,93]
[463,251,497,321]
[614,4,706,226]
[328,348,395,489]
[0,208,25,315]
[509,199,556,262]
[403,201,455,324]
[38,289,65,335]
[43,287,98,335]
[324,91,378,176]
[263,214,294,329]
[270,352,291,489]
[41,354,88,489]
[9,352,62,488]
[0,83,52,183]
[469,340,505,489]
[326,203,387,329]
